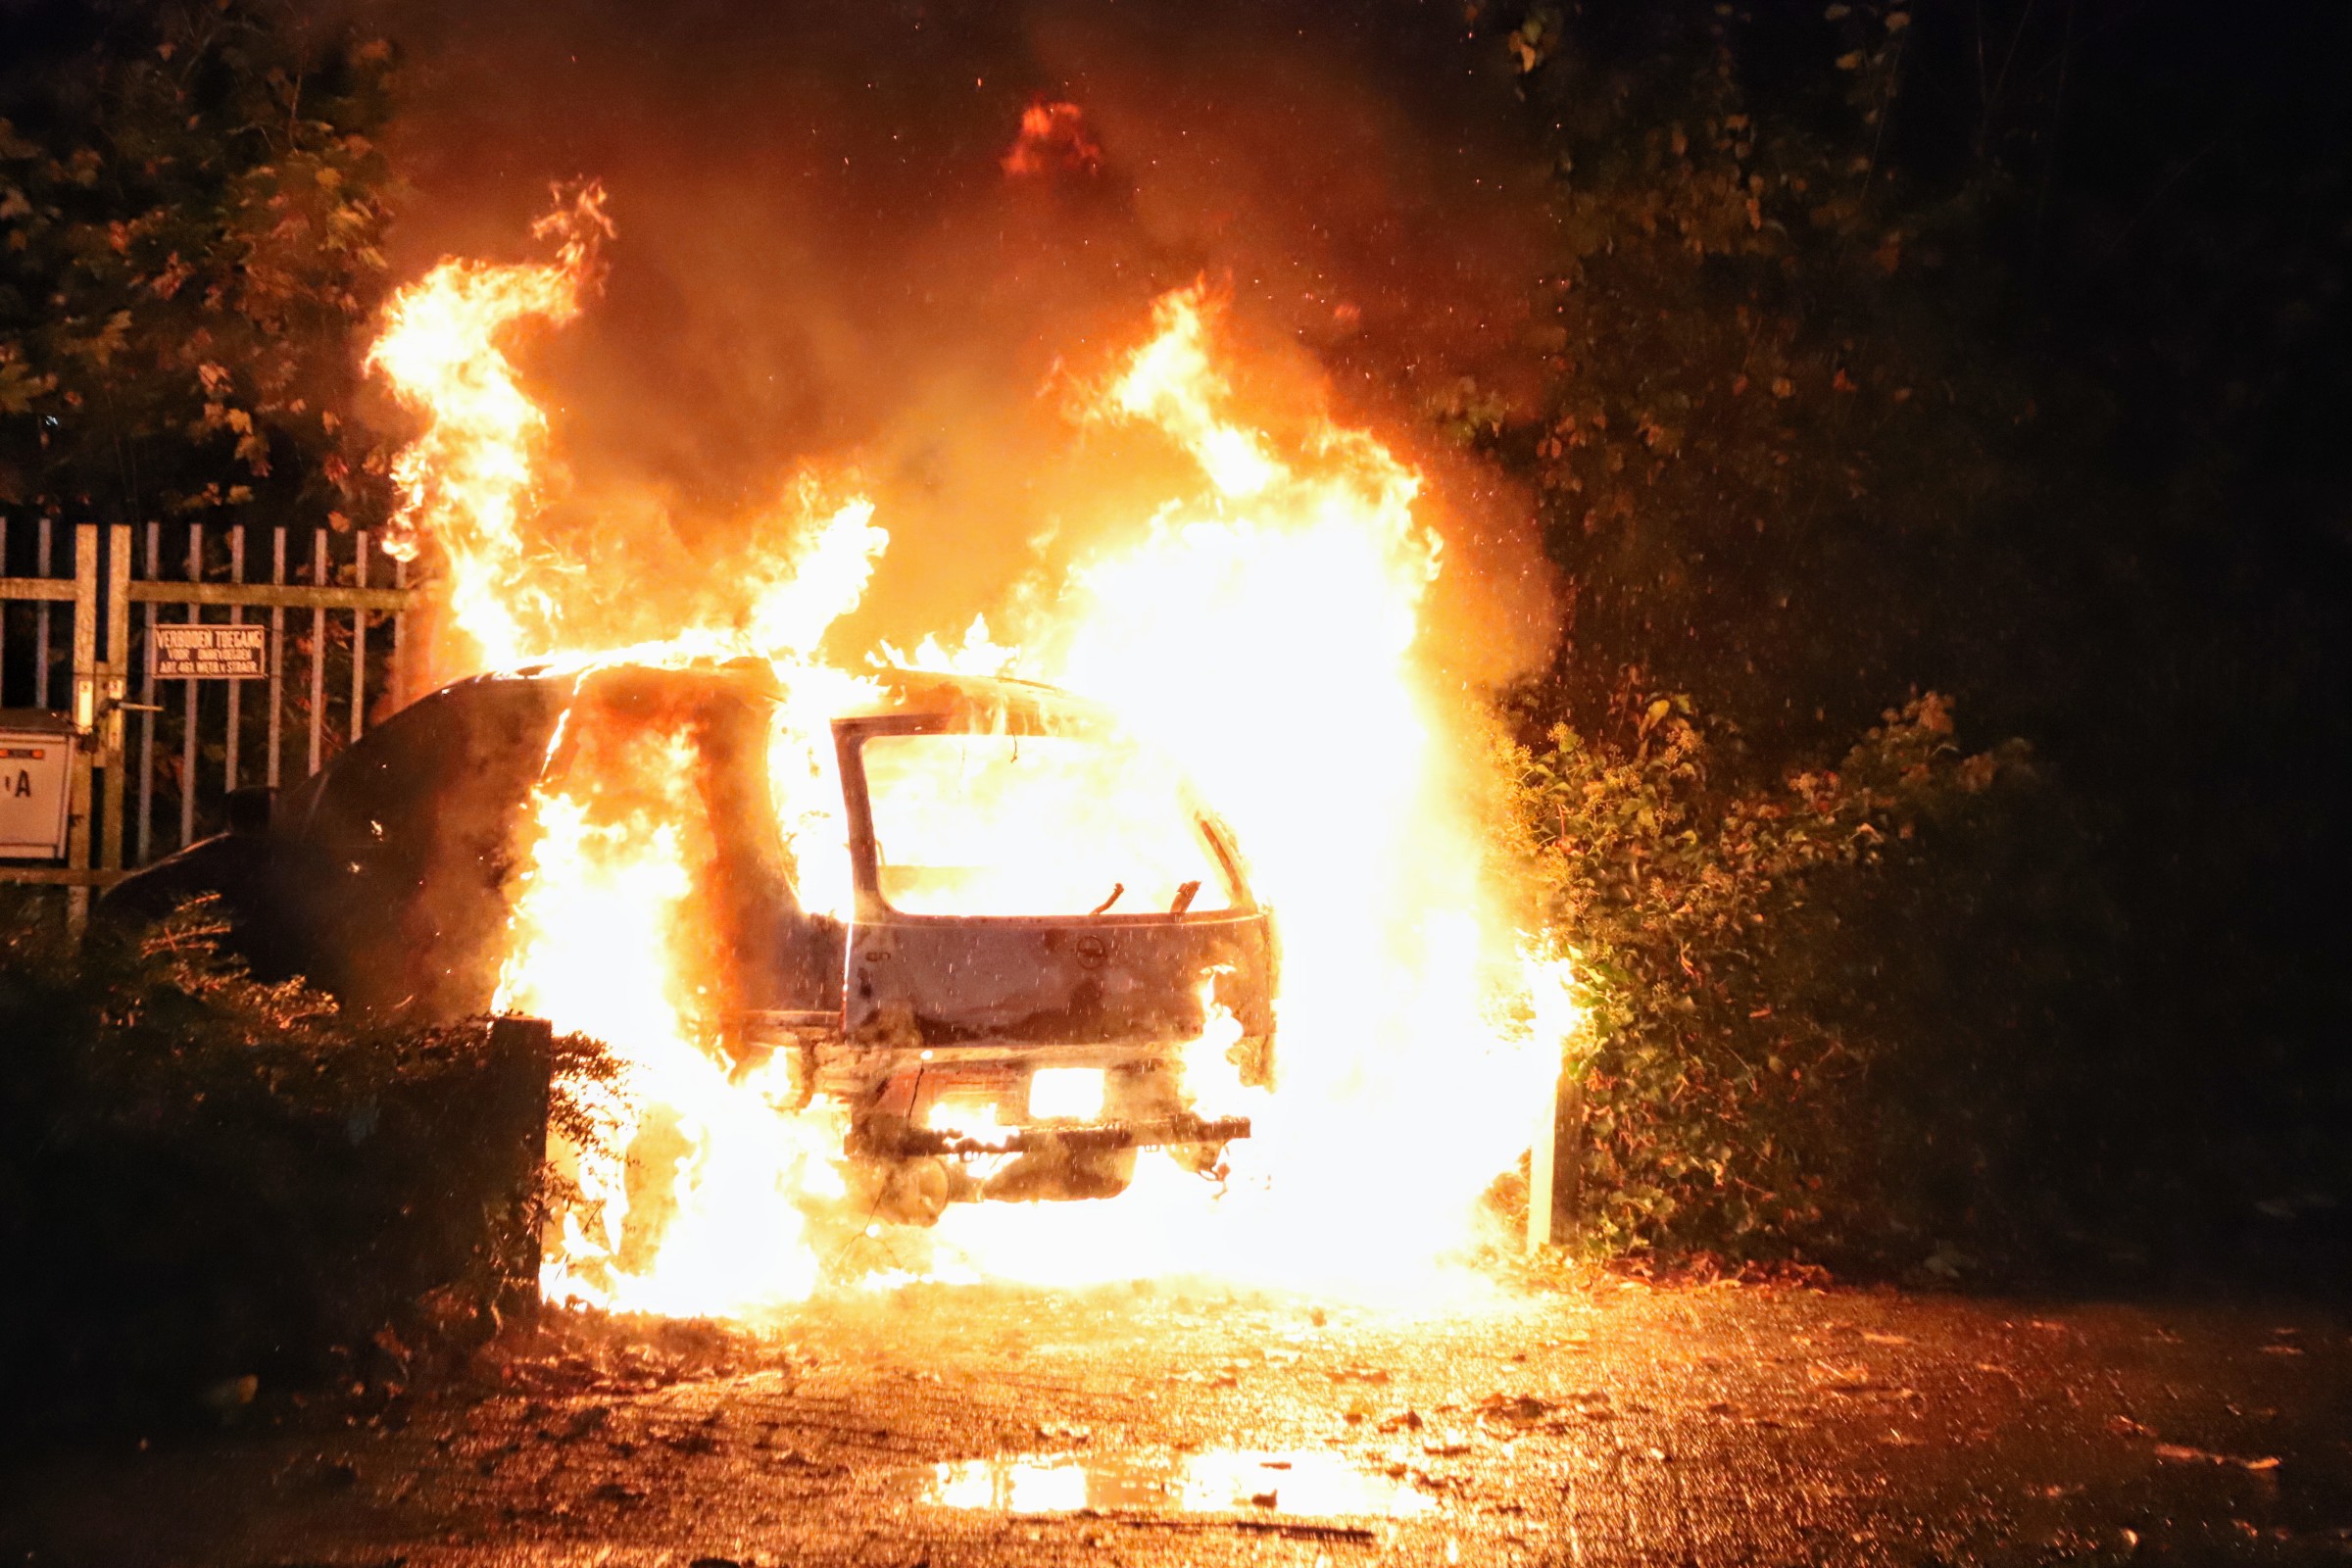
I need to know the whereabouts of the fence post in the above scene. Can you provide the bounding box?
[1527,1060,1558,1256]
[35,515,51,708]
[180,523,201,853]
[136,522,157,867]
[351,531,368,742]
[100,524,130,875]
[225,525,244,792]
[1528,1049,1588,1256]
[391,555,409,710]
[308,531,326,777]
[65,525,99,934]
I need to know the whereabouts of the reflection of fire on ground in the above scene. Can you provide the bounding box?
[366,163,1578,1317]
[13,1283,2329,1563]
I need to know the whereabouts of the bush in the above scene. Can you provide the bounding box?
[0,898,609,1439]
[1504,688,2033,1262]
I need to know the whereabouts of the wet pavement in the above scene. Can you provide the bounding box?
[5,1274,2350,1565]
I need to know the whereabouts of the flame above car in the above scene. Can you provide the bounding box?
[359,182,1577,1311]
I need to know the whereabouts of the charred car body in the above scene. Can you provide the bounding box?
[100,661,1276,1221]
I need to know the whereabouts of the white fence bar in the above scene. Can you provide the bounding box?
[179,522,201,853]
[34,516,52,708]
[137,522,158,866]
[100,523,129,874]
[224,526,245,793]
[268,531,285,789]
[308,531,327,777]
[351,531,368,742]
[0,522,422,905]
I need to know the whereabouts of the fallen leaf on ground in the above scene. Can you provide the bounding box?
[1478,1394,1557,1424]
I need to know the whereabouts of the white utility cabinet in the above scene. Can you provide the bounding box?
[0,710,75,860]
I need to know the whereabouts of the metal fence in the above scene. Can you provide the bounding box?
[0,519,421,923]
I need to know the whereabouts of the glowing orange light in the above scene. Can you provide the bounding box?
[1003,101,1104,178]
[367,193,1580,1313]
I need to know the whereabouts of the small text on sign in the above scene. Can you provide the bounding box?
[152,623,269,680]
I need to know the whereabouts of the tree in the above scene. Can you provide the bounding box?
[0,0,399,530]
[1446,3,2041,766]
[1470,0,2352,1278]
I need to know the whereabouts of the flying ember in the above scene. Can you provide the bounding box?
[365,186,1578,1315]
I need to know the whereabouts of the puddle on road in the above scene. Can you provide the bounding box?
[919,1449,1435,1519]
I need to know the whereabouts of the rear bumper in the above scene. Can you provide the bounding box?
[855,1111,1251,1160]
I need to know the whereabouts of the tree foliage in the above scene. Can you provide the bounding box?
[1465,0,2352,1280]
[0,0,399,526]
[1445,3,2042,763]
[1504,690,2025,1256]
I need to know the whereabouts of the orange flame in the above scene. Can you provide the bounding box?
[495,723,849,1312]
[366,199,1578,1312]
[1003,101,1103,178]
[905,285,1566,1295]
[366,183,613,676]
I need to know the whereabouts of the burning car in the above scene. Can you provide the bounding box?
[100,658,1275,1223]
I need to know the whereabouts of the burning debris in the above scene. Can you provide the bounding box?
[1002,101,1104,179]
[339,181,1582,1312]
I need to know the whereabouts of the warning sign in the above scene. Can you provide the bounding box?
[152,623,269,679]
[0,717,72,859]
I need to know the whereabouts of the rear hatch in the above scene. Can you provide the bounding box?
[827,690,1275,1119]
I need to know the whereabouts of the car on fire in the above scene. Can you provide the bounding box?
[99,659,1276,1223]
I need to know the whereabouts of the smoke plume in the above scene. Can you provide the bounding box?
[363,0,1560,676]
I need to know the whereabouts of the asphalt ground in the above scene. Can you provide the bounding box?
[5,1273,2349,1566]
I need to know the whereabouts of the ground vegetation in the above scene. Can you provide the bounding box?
[0,898,612,1440]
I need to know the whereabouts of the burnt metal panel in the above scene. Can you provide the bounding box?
[845,910,1275,1050]
[863,1112,1253,1159]
[832,697,1275,1068]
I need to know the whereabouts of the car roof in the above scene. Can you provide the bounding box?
[468,658,1104,727]
[835,668,1107,725]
